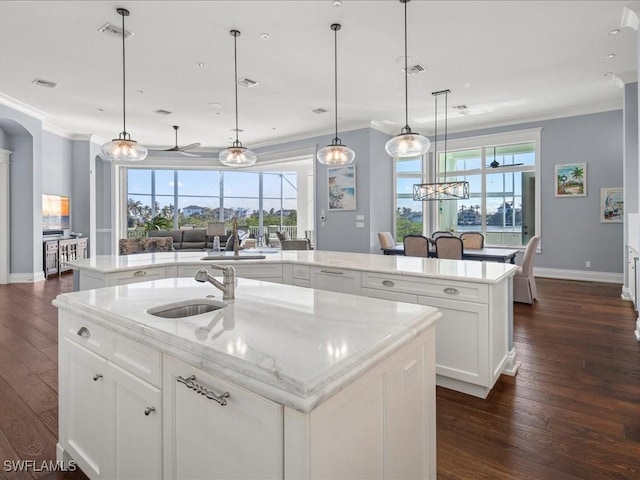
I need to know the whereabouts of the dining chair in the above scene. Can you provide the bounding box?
[377,232,395,250]
[513,235,541,304]
[431,231,455,240]
[460,232,484,249]
[403,234,429,257]
[435,236,464,260]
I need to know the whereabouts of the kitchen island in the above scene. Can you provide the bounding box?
[54,277,439,479]
[68,250,518,399]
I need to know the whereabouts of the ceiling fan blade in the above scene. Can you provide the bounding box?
[179,151,201,158]
[488,161,525,168]
[178,142,201,151]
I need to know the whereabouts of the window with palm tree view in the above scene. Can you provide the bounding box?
[126,169,298,239]
[395,132,538,248]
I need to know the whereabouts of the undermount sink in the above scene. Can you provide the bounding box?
[200,254,267,261]
[147,299,227,319]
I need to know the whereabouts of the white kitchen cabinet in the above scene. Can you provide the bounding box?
[309,266,361,295]
[59,313,163,479]
[163,355,283,480]
[177,263,283,283]
[59,337,108,479]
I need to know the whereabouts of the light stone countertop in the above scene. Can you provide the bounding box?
[67,249,517,284]
[54,277,440,413]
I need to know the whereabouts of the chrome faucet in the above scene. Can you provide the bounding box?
[194,265,236,301]
[232,217,240,257]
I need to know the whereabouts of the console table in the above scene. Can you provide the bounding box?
[43,237,88,278]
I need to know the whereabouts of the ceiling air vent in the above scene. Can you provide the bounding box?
[237,78,259,88]
[97,23,134,39]
[32,78,58,88]
[402,64,425,75]
[312,108,328,114]
[154,109,172,116]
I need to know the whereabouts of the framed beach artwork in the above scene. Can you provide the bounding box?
[328,165,357,211]
[555,163,586,197]
[600,187,623,223]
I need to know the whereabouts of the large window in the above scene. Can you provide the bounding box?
[125,168,299,237]
[394,129,540,247]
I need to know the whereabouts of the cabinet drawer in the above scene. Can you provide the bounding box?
[107,331,162,388]
[46,241,59,252]
[60,313,107,356]
[179,263,283,280]
[361,287,418,304]
[110,267,167,285]
[361,272,488,303]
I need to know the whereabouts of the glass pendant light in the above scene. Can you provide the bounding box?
[101,8,148,162]
[219,30,257,167]
[385,0,430,158]
[317,23,355,166]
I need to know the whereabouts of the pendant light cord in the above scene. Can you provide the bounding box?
[233,32,239,146]
[334,25,339,143]
[121,10,127,137]
[403,0,409,131]
[433,92,438,179]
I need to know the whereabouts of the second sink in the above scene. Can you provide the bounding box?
[147,299,227,319]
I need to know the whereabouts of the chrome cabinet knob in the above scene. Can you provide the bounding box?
[93,373,103,381]
[144,406,156,416]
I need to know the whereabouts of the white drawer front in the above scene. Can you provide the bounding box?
[361,287,418,304]
[111,267,167,285]
[178,263,283,280]
[361,272,488,303]
[60,313,107,356]
[107,332,162,388]
[293,265,310,280]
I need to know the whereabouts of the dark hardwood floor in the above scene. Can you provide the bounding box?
[0,275,638,479]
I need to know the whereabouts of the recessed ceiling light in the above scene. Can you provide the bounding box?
[312,108,329,114]
[208,102,222,108]
[32,78,57,88]
[605,53,616,59]
[604,72,614,77]
[196,62,206,67]
[260,33,270,40]
[136,90,143,94]
[97,108,104,112]
[154,109,172,116]
[237,78,259,88]
[273,92,282,97]
[332,1,342,7]
[609,29,620,35]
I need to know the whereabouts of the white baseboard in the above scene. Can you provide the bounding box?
[621,287,633,301]
[9,271,45,283]
[533,267,623,284]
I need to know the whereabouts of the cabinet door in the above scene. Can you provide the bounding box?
[59,337,108,479]
[163,356,283,480]
[107,362,162,480]
[310,267,361,295]
[418,296,489,387]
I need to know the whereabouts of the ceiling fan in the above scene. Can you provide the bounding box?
[487,146,523,169]
[158,125,201,157]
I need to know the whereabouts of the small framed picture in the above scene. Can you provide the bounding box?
[555,163,586,197]
[600,187,623,223]
[328,165,357,211]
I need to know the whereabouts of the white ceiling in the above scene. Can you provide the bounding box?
[0,1,636,151]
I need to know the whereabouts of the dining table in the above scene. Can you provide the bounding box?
[382,244,519,264]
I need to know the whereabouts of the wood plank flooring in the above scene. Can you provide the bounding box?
[0,275,638,479]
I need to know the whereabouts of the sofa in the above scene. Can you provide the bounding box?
[148,228,228,251]
[119,237,173,255]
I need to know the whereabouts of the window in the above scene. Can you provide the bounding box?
[394,128,540,247]
[125,168,300,237]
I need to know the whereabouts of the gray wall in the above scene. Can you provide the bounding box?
[623,82,638,289]
[368,128,395,253]
[0,128,7,149]
[42,131,72,201]
[448,110,624,274]
[0,104,43,278]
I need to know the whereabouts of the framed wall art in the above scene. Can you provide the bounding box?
[328,165,356,211]
[555,163,586,197]
[600,187,623,223]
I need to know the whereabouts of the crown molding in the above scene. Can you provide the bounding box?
[622,3,640,30]
[0,91,49,121]
[42,123,74,139]
[72,133,107,145]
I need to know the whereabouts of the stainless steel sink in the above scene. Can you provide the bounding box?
[200,255,266,260]
[147,299,227,319]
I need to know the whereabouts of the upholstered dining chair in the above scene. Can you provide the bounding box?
[431,231,455,241]
[377,232,395,250]
[403,234,429,257]
[513,235,541,304]
[435,236,464,260]
[460,232,484,249]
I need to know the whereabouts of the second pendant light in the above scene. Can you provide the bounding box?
[219,29,257,167]
[317,23,355,166]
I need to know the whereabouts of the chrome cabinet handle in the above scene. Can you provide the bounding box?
[444,287,460,295]
[77,326,90,338]
[382,280,395,287]
[177,375,230,406]
[144,406,156,416]
[93,373,103,381]
[320,270,343,275]
[133,270,147,277]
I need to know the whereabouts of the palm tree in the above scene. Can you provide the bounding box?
[571,166,584,183]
